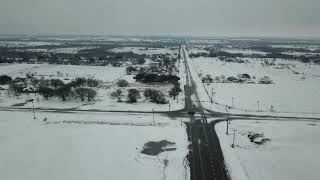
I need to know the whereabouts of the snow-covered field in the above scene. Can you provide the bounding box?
[188,56,320,115]
[109,47,178,56]
[18,47,97,54]
[215,119,320,180]
[0,41,61,47]
[282,51,320,56]
[187,46,209,54]
[223,49,267,55]
[0,63,125,82]
[0,111,189,180]
[271,44,320,51]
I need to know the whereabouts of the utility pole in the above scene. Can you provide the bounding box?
[231,130,236,148]
[232,97,234,108]
[29,99,36,120]
[169,102,171,111]
[152,109,155,125]
[32,101,36,120]
[226,114,229,135]
[257,100,260,112]
[180,117,183,126]
[211,88,214,103]
[225,106,229,135]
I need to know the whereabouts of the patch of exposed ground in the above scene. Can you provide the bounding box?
[141,140,176,156]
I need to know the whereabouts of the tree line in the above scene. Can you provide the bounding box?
[1,75,99,102]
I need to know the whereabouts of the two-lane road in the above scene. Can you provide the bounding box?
[182,45,230,180]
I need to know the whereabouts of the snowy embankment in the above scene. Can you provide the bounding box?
[214,119,320,180]
[185,48,320,118]
[0,111,189,180]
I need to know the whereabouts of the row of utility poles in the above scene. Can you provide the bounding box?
[210,86,262,112]
[209,88,260,112]
[231,96,260,112]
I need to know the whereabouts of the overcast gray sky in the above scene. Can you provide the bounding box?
[1,0,320,37]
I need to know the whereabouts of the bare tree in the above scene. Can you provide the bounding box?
[127,89,140,103]
[75,87,97,101]
[111,89,124,102]
[85,88,97,102]
[38,86,55,100]
[55,85,71,101]
[50,79,65,90]
[117,79,129,87]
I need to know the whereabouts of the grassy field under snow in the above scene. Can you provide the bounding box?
[215,119,320,180]
[190,57,320,115]
[0,111,189,180]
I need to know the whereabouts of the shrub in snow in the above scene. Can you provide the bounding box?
[39,79,50,87]
[126,66,137,75]
[55,85,72,101]
[85,88,97,102]
[87,78,100,87]
[38,87,55,100]
[136,57,146,65]
[258,76,274,84]
[127,89,141,103]
[68,77,86,88]
[75,88,97,102]
[8,82,23,98]
[214,76,221,83]
[0,75,12,85]
[169,85,182,99]
[144,88,167,104]
[117,79,129,87]
[50,79,65,90]
[110,89,124,102]
[238,73,251,79]
[202,74,213,83]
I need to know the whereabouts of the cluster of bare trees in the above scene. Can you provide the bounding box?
[110,88,141,103]
[37,78,99,101]
[110,77,182,104]
[110,86,181,104]
[5,75,99,102]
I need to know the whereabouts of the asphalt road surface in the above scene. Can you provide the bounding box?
[182,46,230,180]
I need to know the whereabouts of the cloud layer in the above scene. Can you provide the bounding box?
[1,0,319,37]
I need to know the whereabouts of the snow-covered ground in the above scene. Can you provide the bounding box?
[187,54,320,116]
[215,119,320,180]
[187,46,209,54]
[0,111,189,180]
[0,40,61,47]
[223,49,267,55]
[17,47,97,54]
[270,44,320,51]
[282,51,320,56]
[109,47,178,56]
[0,63,125,82]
